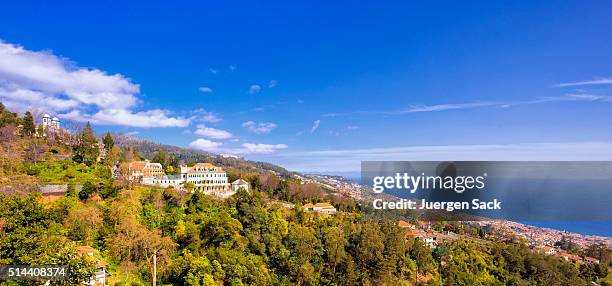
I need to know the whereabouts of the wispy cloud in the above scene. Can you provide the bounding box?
[310,120,321,133]
[266,142,612,172]
[248,84,261,94]
[324,93,612,117]
[189,139,287,155]
[199,87,213,93]
[208,68,218,74]
[191,109,223,123]
[124,131,140,136]
[242,121,278,134]
[405,102,495,112]
[268,80,278,88]
[228,65,236,71]
[234,143,288,154]
[556,78,612,87]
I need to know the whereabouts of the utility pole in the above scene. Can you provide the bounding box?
[152,249,157,286]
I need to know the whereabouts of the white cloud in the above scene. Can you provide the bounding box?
[268,80,277,88]
[209,68,218,74]
[242,121,278,134]
[189,138,222,151]
[556,78,612,87]
[268,142,612,172]
[248,84,261,94]
[60,108,191,128]
[0,40,139,110]
[237,143,288,154]
[346,125,359,130]
[199,87,213,93]
[310,120,321,133]
[229,65,236,71]
[194,124,232,139]
[0,39,189,128]
[189,139,287,155]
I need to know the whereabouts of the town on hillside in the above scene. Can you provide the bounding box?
[0,105,609,286]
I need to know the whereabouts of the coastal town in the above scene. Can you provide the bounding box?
[296,172,612,254]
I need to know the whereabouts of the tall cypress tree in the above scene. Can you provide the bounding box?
[102,132,114,152]
[73,122,100,166]
[22,111,36,136]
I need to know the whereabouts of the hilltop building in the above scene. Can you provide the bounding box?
[137,162,239,198]
[42,113,60,131]
[36,113,63,137]
[231,178,249,192]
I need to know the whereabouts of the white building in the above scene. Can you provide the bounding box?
[184,163,230,193]
[141,162,236,198]
[302,203,337,215]
[40,113,61,136]
[142,174,184,189]
[231,179,249,192]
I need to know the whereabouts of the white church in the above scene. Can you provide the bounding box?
[38,113,61,136]
[41,114,60,130]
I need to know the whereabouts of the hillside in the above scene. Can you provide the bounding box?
[0,103,610,285]
[110,133,292,177]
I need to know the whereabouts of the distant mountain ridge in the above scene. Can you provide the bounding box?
[109,133,292,177]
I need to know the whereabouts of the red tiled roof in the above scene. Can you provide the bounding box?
[398,220,412,228]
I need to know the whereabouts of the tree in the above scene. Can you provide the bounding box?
[0,102,21,127]
[79,181,98,200]
[25,139,47,164]
[152,150,168,170]
[73,122,99,166]
[22,111,36,136]
[104,145,121,166]
[102,132,114,152]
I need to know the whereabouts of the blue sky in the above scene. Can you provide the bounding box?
[1,1,612,173]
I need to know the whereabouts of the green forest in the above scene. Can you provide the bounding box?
[0,103,610,285]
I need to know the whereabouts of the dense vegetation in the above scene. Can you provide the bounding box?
[0,103,609,285]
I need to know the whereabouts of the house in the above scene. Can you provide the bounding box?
[231,179,249,192]
[302,202,337,215]
[423,235,437,248]
[584,257,600,264]
[398,220,416,229]
[125,160,164,180]
[76,246,108,286]
[536,245,558,255]
[558,252,582,263]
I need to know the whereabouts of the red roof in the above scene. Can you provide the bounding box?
[398,220,412,228]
